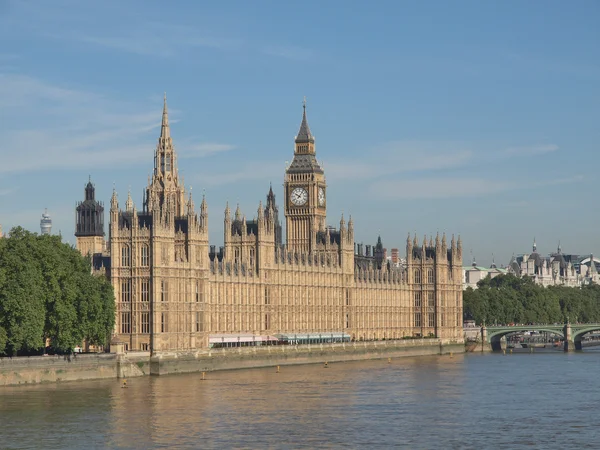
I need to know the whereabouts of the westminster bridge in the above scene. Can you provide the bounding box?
[475,323,600,352]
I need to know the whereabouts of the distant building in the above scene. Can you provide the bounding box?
[507,239,599,287]
[463,258,508,289]
[40,209,52,235]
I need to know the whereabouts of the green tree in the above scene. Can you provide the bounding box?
[465,273,600,326]
[0,227,115,356]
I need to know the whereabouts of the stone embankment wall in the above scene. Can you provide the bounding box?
[150,338,465,376]
[1,339,464,386]
[0,354,118,386]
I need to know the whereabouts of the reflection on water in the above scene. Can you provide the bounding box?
[1,350,599,449]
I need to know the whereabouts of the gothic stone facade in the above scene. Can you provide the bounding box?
[78,97,464,353]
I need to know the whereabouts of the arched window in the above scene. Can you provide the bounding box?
[414,269,421,284]
[427,269,434,284]
[141,245,149,267]
[121,245,130,266]
[161,280,168,302]
[414,292,422,308]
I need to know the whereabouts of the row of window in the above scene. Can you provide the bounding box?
[121,245,150,267]
[413,291,436,308]
[120,280,202,303]
[120,311,205,334]
[413,312,436,328]
[414,269,435,284]
[414,268,456,283]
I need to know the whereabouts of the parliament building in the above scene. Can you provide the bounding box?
[75,97,464,353]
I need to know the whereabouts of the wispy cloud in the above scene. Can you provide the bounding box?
[370,175,584,200]
[324,141,474,181]
[78,23,242,58]
[0,73,234,174]
[0,188,16,197]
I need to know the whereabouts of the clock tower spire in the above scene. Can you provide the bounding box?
[284,99,327,254]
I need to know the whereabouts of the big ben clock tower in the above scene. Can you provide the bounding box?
[284,100,327,254]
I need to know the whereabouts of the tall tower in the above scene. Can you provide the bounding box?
[284,100,327,254]
[144,94,185,215]
[40,209,52,235]
[75,177,105,256]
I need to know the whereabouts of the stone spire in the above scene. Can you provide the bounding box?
[257,200,264,220]
[235,203,242,221]
[295,97,314,144]
[224,202,231,219]
[111,187,118,210]
[161,93,170,139]
[533,237,537,253]
[125,188,133,211]
[186,189,195,214]
[201,192,207,215]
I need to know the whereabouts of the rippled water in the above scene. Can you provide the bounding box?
[1,350,599,449]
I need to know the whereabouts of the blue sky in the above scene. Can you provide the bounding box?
[1,0,599,266]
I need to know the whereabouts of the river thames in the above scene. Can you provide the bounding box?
[1,350,598,449]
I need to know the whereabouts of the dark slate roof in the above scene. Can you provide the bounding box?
[550,253,567,268]
[295,107,314,143]
[528,252,543,267]
[287,154,324,174]
[231,219,259,236]
[316,229,341,246]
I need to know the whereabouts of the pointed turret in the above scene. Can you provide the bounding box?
[435,232,440,249]
[257,200,264,221]
[347,215,354,242]
[200,193,207,216]
[235,203,242,221]
[224,201,231,219]
[442,233,447,252]
[111,188,118,210]
[414,234,419,248]
[160,93,170,139]
[295,98,314,144]
[126,189,133,211]
[186,189,195,215]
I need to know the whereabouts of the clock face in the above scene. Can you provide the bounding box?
[290,187,308,206]
[318,187,325,206]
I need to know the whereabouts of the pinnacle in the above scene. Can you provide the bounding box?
[161,93,170,139]
[295,99,314,144]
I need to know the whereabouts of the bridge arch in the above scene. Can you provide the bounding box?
[572,326,600,347]
[487,327,564,352]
